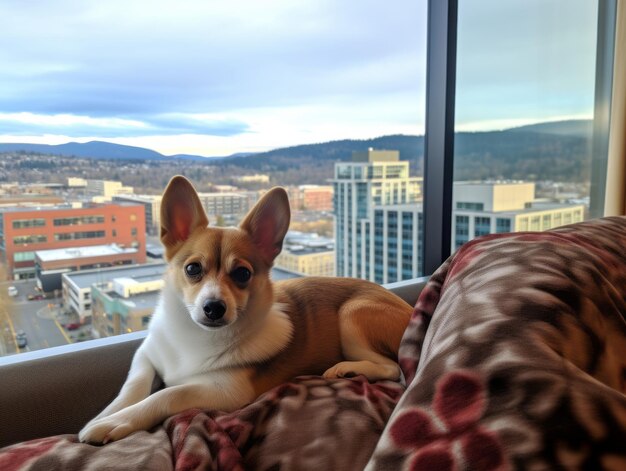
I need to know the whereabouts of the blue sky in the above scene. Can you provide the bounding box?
[0,0,598,156]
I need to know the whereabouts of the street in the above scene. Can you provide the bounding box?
[1,279,71,356]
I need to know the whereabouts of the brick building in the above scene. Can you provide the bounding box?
[0,203,146,280]
[291,185,334,211]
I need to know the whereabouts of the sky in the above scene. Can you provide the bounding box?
[0,0,598,157]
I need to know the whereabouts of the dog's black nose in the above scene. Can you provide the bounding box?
[203,299,226,320]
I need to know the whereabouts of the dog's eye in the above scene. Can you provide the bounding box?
[185,262,203,278]
[231,266,251,284]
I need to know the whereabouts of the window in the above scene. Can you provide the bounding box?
[13,235,47,245]
[450,0,612,251]
[1,0,616,359]
[54,231,105,241]
[496,218,511,233]
[53,216,105,226]
[12,219,46,229]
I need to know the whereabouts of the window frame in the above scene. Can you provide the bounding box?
[422,0,616,272]
[0,0,617,364]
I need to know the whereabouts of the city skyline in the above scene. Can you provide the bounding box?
[0,0,598,157]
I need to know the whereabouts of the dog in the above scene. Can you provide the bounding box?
[79,175,412,444]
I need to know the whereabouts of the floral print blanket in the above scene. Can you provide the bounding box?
[1,216,625,470]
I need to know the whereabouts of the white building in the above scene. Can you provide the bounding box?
[334,161,587,283]
[275,231,335,277]
[62,262,166,322]
[113,194,162,235]
[234,174,270,183]
[86,180,133,198]
[197,192,250,219]
[332,149,422,280]
[452,181,585,250]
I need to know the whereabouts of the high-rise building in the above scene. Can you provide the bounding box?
[366,204,423,284]
[332,149,422,280]
[334,159,587,285]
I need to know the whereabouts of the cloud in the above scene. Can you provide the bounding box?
[0,0,600,155]
[0,112,249,137]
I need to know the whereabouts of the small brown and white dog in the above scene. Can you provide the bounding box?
[79,175,412,444]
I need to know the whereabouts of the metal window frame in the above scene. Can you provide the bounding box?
[423,0,616,274]
[422,0,458,276]
[590,0,617,219]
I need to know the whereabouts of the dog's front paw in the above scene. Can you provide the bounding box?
[323,362,357,379]
[79,412,138,444]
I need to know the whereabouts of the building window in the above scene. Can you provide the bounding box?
[474,217,491,237]
[53,215,105,226]
[12,218,46,229]
[456,202,484,211]
[496,218,511,233]
[54,230,106,241]
[13,235,47,244]
[13,251,35,262]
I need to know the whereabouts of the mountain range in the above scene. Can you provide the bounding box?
[0,119,594,182]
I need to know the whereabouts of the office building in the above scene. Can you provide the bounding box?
[86,180,134,198]
[197,192,250,219]
[274,231,335,277]
[113,194,162,236]
[332,149,422,280]
[63,263,166,323]
[291,185,334,211]
[452,182,585,250]
[0,202,146,280]
[234,174,270,184]
[334,160,586,284]
[367,204,423,284]
[35,244,143,293]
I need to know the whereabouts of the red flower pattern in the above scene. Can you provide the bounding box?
[390,370,506,471]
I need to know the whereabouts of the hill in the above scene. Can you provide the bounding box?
[221,119,592,183]
[0,119,593,185]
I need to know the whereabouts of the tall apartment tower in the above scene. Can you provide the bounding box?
[332,149,422,282]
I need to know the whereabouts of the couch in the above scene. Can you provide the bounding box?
[1,216,625,470]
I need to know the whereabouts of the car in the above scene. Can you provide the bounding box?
[65,323,81,331]
[15,330,27,348]
[7,286,18,297]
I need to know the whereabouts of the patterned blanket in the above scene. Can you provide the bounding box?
[1,216,625,470]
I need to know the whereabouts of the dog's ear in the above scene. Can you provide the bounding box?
[160,176,208,257]
[240,187,290,264]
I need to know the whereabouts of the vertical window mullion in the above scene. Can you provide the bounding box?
[422,0,458,275]
[590,0,617,218]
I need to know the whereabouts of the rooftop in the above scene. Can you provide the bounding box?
[103,288,161,311]
[63,262,167,290]
[283,231,334,255]
[36,244,138,262]
[0,201,141,213]
[351,149,400,163]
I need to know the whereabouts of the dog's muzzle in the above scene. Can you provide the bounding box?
[203,299,227,322]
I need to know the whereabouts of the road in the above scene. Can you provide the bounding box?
[7,299,71,354]
[1,280,71,356]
